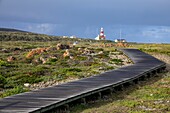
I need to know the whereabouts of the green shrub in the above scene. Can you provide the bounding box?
[110,59,123,65]
[45,58,58,65]
[29,66,48,76]
[76,56,87,61]
[66,68,82,72]
[14,75,43,84]
[0,60,9,67]
[0,75,6,88]
[1,86,29,98]
[48,58,58,62]
[106,66,114,70]
[96,48,104,51]
[94,54,107,59]
[58,60,69,67]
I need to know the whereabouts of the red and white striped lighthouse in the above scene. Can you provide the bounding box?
[99,27,106,40]
[95,27,106,40]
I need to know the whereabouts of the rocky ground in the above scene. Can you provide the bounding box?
[0,40,133,98]
[29,51,131,90]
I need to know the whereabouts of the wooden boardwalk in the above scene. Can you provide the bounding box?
[0,49,166,113]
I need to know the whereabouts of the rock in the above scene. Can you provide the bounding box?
[32,58,41,64]
[78,48,84,53]
[24,83,30,87]
[39,57,47,64]
[83,48,95,55]
[7,56,16,62]
[1,49,9,53]
[73,41,78,46]
[99,67,105,70]
[69,56,74,59]
[11,47,21,51]
[98,51,104,54]
[46,46,56,51]
[27,48,47,58]
[63,49,70,58]
[56,43,70,50]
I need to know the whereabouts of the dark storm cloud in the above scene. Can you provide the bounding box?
[0,0,170,26]
[1,0,170,43]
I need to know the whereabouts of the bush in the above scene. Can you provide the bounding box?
[96,48,104,51]
[58,60,69,67]
[76,56,87,61]
[110,59,123,65]
[0,60,9,67]
[1,86,29,98]
[0,75,6,88]
[48,58,58,62]
[29,66,48,76]
[66,68,82,72]
[94,53,108,59]
[106,66,114,70]
[14,75,43,84]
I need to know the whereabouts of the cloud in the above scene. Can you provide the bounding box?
[0,0,170,26]
[27,23,57,34]
[84,26,99,38]
[141,26,170,42]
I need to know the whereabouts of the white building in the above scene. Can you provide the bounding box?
[63,36,69,38]
[70,35,77,38]
[114,39,126,43]
[95,35,100,40]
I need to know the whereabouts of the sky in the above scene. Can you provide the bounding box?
[0,0,170,43]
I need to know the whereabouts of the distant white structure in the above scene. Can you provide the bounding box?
[95,27,106,40]
[63,36,69,38]
[70,35,77,38]
[95,35,100,40]
[114,39,126,43]
[115,29,126,42]
[73,41,78,45]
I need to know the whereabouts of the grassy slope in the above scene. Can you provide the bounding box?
[71,44,170,113]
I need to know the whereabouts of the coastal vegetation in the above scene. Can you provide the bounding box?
[1,31,169,113]
[71,44,170,113]
[0,31,131,98]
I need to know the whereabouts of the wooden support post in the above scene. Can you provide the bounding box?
[118,84,124,91]
[133,79,138,84]
[109,88,113,95]
[64,104,69,112]
[148,72,152,78]
[157,69,161,73]
[144,74,149,80]
[81,98,86,105]
[112,87,116,93]
[98,92,102,100]
[129,81,135,86]
[141,76,145,81]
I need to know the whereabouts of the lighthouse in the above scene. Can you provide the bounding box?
[99,27,106,40]
[95,27,106,40]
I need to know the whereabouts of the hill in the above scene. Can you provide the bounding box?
[0,28,113,43]
[0,28,27,32]
[0,29,61,41]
